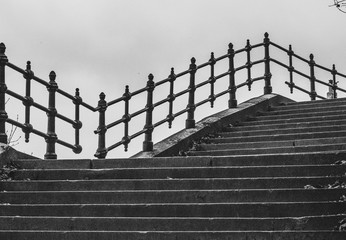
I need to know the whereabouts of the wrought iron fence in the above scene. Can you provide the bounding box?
[0,32,345,159]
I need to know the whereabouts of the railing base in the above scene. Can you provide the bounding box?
[143,141,153,152]
[185,119,195,129]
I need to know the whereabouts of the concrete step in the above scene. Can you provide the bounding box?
[1,176,343,191]
[14,151,346,169]
[190,143,346,156]
[1,189,344,204]
[282,97,346,108]
[0,202,344,217]
[240,114,346,126]
[228,119,346,132]
[199,137,346,151]
[9,164,346,180]
[266,103,346,116]
[210,130,346,144]
[0,230,345,240]
[254,109,346,121]
[0,215,344,231]
[218,125,346,138]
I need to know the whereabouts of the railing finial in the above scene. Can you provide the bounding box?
[0,43,6,56]
[228,43,233,49]
[49,71,57,84]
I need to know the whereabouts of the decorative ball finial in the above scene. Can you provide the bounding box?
[99,92,106,100]
[75,88,80,96]
[49,71,56,81]
[148,73,154,81]
[0,43,5,54]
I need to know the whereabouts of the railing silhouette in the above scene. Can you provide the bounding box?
[0,32,346,159]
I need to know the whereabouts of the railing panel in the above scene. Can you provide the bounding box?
[1,32,346,159]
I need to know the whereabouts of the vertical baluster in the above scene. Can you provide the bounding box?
[143,74,155,152]
[167,68,176,128]
[209,52,216,108]
[44,71,58,159]
[94,92,108,159]
[73,88,82,154]
[228,43,237,108]
[0,43,8,144]
[263,32,272,94]
[186,57,196,129]
[122,85,131,151]
[332,64,338,99]
[23,61,34,142]
[309,54,317,101]
[288,45,294,94]
[245,40,253,91]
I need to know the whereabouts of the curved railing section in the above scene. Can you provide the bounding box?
[1,32,346,159]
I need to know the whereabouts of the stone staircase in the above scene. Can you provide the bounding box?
[0,96,346,239]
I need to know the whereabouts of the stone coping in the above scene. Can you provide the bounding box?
[133,94,295,158]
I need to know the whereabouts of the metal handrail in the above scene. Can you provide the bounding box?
[1,32,345,159]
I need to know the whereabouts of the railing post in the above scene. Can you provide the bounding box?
[23,61,34,143]
[263,32,272,94]
[143,74,154,152]
[94,92,107,159]
[209,52,216,108]
[288,45,294,94]
[0,43,8,144]
[332,64,338,99]
[44,71,58,159]
[309,54,317,101]
[186,57,196,129]
[167,68,176,128]
[246,39,253,91]
[122,85,131,152]
[73,88,83,154]
[228,43,237,108]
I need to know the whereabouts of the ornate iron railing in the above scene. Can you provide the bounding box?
[0,33,345,159]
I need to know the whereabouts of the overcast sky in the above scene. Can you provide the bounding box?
[1,0,345,159]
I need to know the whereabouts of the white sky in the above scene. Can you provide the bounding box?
[1,0,345,159]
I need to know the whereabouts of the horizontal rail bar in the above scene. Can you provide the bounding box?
[284,81,311,96]
[31,75,49,87]
[56,138,77,150]
[5,62,27,75]
[214,53,229,62]
[6,118,48,139]
[107,95,126,107]
[56,112,75,125]
[80,101,97,112]
[269,42,290,54]
[56,89,75,101]
[31,101,49,113]
[6,89,26,102]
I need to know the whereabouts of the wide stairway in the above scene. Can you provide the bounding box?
[0,97,346,239]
